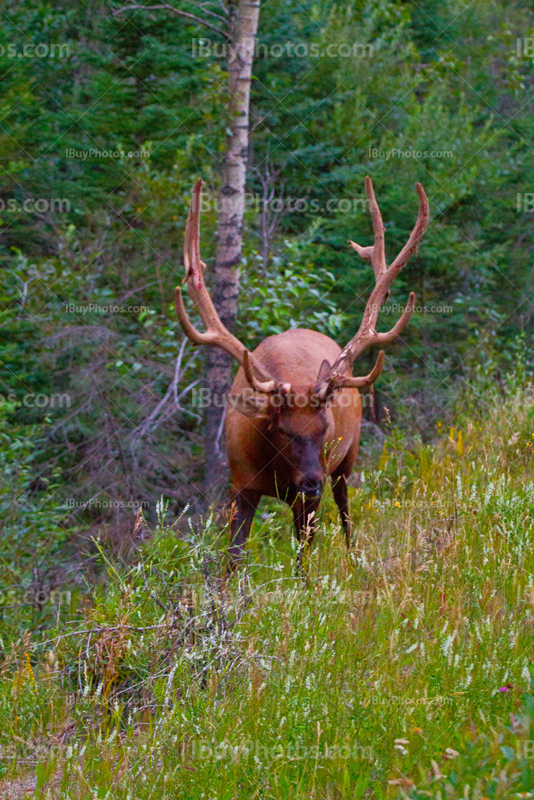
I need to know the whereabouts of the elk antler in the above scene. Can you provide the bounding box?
[315,176,429,399]
[175,179,289,393]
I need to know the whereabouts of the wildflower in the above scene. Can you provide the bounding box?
[137,207,142,212]
[498,686,509,692]
[444,748,459,759]
[25,653,36,690]
[430,760,445,779]
[388,778,415,788]
[394,501,401,508]
[173,215,177,220]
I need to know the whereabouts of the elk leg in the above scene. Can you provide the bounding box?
[331,464,352,548]
[228,489,261,566]
[291,494,321,572]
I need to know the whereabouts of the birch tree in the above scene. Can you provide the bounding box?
[114,0,261,494]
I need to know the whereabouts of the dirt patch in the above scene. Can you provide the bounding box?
[0,770,64,799]
[0,774,37,799]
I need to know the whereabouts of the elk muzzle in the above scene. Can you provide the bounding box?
[296,472,324,499]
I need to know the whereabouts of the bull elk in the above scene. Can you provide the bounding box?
[175,178,429,567]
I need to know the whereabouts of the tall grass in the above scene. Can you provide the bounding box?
[2,381,534,798]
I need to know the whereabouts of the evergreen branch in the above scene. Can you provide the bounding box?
[112,3,228,35]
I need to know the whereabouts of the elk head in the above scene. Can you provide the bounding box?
[175,178,429,495]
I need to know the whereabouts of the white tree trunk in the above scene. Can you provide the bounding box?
[204,0,260,494]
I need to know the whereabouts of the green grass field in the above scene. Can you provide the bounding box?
[2,383,534,798]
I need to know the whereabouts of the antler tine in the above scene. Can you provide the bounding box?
[389,183,429,273]
[176,180,287,393]
[335,349,385,388]
[372,292,416,345]
[314,350,386,401]
[176,178,247,363]
[174,287,213,346]
[183,177,202,289]
[243,350,277,393]
[349,176,387,279]
[315,180,429,393]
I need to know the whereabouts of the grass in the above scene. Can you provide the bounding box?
[2,382,534,798]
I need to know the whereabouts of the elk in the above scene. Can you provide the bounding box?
[175,178,429,567]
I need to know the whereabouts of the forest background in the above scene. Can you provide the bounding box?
[1,0,534,549]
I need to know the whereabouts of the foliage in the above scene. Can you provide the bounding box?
[2,366,534,795]
[1,0,534,527]
[2,0,534,794]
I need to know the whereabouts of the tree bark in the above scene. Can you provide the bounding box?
[204,0,260,498]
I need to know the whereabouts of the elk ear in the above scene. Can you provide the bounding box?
[316,359,332,383]
[227,392,271,420]
[313,359,335,405]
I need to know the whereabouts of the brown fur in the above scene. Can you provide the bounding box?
[225,329,362,567]
[175,177,430,569]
